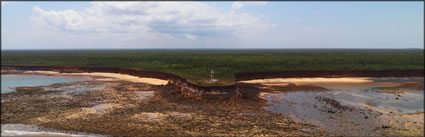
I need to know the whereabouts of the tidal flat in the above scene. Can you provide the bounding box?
[242,77,424,136]
[1,71,423,136]
[2,71,326,136]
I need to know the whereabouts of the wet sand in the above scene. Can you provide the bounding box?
[245,77,424,136]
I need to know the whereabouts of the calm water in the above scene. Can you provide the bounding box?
[1,124,105,137]
[1,74,89,94]
[263,78,424,136]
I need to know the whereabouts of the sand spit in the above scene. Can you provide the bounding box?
[25,71,168,85]
[240,77,374,85]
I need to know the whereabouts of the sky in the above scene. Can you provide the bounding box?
[1,1,424,49]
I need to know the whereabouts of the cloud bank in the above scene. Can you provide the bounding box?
[30,2,272,41]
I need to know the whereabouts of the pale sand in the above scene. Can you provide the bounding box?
[240,77,374,85]
[1,130,84,137]
[132,112,193,122]
[134,91,155,100]
[89,103,123,114]
[24,71,60,75]
[132,112,169,122]
[259,92,272,99]
[385,112,424,136]
[395,112,424,123]
[94,78,115,81]
[25,71,168,85]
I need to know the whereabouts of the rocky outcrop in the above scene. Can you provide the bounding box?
[168,78,236,100]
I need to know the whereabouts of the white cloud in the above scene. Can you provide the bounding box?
[2,1,9,6]
[31,6,92,31]
[231,2,267,10]
[231,2,243,10]
[184,34,197,40]
[30,2,272,40]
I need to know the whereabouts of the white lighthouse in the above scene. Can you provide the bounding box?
[210,70,216,83]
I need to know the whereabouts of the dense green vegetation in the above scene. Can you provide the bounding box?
[2,49,424,85]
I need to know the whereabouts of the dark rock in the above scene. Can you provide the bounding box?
[381,125,391,129]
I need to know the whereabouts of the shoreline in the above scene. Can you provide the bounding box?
[3,71,95,81]
[3,70,169,86]
[2,65,424,86]
[2,69,424,136]
[1,124,106,137]
[2,65,423,100]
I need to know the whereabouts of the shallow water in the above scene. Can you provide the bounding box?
[1,74,90,94]
[262,77,424,136]
[1,124,105,137]
[43,81,111,94]
[330,89,423,114]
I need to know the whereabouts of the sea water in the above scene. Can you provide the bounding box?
[1,74,89,94]
[1,124,105,137]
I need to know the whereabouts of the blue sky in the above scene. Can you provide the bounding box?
[1,1,423,49]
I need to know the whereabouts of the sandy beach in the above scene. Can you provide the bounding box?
[240,77,375,85]
[24,71,169,85]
